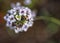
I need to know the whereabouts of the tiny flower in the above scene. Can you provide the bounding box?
[15,14,21,21]
[24,0,32,5]
[4,2,36,33]
[22,24,28,32]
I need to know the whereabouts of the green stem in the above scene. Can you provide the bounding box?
[35,16,60,25]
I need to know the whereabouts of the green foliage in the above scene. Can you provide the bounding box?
[46,22,59,35]
[36,16,60,35]
[0,0,2,2]
[36,16,60,25]
[47,40,57,43]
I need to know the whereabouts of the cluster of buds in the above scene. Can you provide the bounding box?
[4,2,36,33]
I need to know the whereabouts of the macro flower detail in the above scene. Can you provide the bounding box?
[4,2,36,33]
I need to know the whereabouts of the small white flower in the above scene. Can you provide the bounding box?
[6,21,12,27]
[24,0,32,5]
[16,2,21,7]
[4,2,36,33]
[14,29,19,33]
[22,25,28,32]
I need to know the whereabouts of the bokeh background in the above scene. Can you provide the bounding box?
[0,0,60,43]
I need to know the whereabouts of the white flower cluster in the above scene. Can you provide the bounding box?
[4,2,36,33]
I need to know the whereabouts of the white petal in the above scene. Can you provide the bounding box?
[18,28,23,32]
[14,29,19,33]
[22,24,29,32]
[27,21,33,27]
[9,15,14,18]
[11,3,15,8]
[4,16,7,20]
[32,11,36,18]
[10,26,16,29]
[6,22,12,27]
[25,7,31,13]
[6,23,9,27]
[27,14,32,19]
[8,9,16,15]
[4,14,9,20]
[24,0,31,5]
[23,28,28,32]
[6,18,10,22]
[8,10,13,14]
[16,2,21,7]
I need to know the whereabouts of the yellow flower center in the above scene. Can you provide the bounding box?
[15,15,21,21]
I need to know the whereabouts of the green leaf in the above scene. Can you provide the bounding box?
[46,22,59,35]
[36,16,60,25]
[36,16,60,35]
